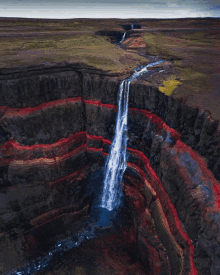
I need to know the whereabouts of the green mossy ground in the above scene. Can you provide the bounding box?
[0,33,147,73]
[0,18,147,73]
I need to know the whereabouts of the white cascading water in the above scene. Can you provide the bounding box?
[119,32,126,43]
[100,60,163,211]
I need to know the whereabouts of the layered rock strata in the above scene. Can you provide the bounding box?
[0,65,219,274]
[0,65,219,180]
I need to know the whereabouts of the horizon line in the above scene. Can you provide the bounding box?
[1,16,220,20]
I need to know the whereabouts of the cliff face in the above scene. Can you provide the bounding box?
[0,65,219,181]
[0,64,219,275]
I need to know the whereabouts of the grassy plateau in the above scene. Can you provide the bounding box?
[0,17,220,119]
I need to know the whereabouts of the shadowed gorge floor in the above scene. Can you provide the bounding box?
[36,223,149,275]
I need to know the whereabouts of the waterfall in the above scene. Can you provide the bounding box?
[100,80,129,211]
[119,32,126,43]
[100,60,164,211]
[11,60,164,275]
[131,24,134,29]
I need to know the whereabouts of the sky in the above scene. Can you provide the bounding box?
[0,0,220,19]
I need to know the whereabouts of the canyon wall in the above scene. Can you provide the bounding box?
[0,65,219,181]
[0,64,219,274]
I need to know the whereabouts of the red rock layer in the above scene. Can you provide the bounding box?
[129,108,181,141]
[0,97,117,118]
[0,97,180,161]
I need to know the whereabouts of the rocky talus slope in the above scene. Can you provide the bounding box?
[0,64,219,275]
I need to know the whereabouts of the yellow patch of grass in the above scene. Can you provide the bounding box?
[159,75,180,95]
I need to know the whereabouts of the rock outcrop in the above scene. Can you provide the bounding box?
[0,64,219,274]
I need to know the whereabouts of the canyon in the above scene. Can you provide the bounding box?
[0,62,219,275]
[0,18,220,275]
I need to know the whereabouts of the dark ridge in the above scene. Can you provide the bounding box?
[122,24,141,30]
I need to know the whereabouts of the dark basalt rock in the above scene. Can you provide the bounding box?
[122,24,141,30]
[0,126,11,144]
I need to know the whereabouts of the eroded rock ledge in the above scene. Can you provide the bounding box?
[0,64,219,274]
